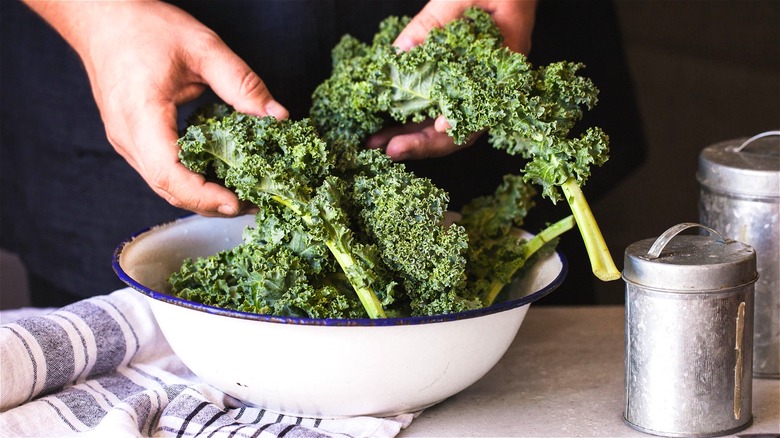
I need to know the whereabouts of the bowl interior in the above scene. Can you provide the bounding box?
[113,214,567,325]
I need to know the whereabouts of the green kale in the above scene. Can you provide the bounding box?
[176,111,392,318]
[311,7,619,281]
[171,199,367,318]
[167,7,610,319]
[350,151,475,315]
[458,175,574,306]
[174,106,496,318]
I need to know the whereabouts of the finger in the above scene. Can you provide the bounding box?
[365,124,416,150]
[133,104,243,216]
[194,37,289,120]
[395,1,537,54]
[486,1,537,54]
[158,163,243,217]
[434,115,451,133]
[394,1,470,51]
[384,126,463,161]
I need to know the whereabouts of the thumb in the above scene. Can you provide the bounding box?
[196,40,289,120]
[394,1,469,51]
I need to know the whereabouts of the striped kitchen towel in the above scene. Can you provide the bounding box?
[0,288,415,437]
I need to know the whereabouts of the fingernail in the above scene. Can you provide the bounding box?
[218,204,237,216]
[265,101,288,120]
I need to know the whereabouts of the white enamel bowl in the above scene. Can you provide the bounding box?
[113,214,566,418]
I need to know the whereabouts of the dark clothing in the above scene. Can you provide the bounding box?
[0,0,645,307]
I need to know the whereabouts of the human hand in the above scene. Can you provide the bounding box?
[24,0,288,217]
[368,0,537,161]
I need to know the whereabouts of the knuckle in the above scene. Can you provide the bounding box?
[104,130,123,151]
[414,12,446,32]
[150,170,211,213]
[415,13,444,30]
[192,28,225,53]
[165,194,186,210]
[149,171,181,206]
[238,70,267,101]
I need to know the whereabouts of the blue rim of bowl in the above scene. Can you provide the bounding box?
[113,217,568,327]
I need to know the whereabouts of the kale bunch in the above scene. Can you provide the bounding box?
[170,105,569,318]
[174,107,484,318]
[311,7,618,281]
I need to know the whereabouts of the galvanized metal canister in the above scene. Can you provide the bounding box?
[623,223,757,437]
[698,131,780,378]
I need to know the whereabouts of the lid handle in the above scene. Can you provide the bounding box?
[647,223,727,259]
[734,130,780,153]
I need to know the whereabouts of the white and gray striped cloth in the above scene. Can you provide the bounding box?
[0,288,414,437]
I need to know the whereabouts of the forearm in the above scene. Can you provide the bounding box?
[22,1,157,57]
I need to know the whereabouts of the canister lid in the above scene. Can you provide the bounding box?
[623,223,757,291]
[698,131,779,198]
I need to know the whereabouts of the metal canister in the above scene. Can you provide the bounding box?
[623,223,757,437]
[698,131,780,378]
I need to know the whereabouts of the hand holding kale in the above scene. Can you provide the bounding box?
[169,6,617,319]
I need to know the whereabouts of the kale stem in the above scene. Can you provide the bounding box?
[271,195,387,318]
[324,241,387,319]
[482,215,575,307]
[560,178,620,281]
[520,215,575,260]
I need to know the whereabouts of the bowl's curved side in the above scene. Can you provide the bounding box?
[147,295,530,418]
[114,214,254,293]
[115,214,565,418]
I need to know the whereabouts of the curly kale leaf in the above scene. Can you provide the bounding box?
[177,106,389,318]
[311,7,519,145]
[458,175,574,306]
[179,110,332,205]
[311,7,605,202]
[350,151,474,315]
[312,7,618,281]
[175,105,481,318]
[169,200,367,318]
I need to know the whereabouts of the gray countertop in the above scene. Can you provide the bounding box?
[401,306,779,437]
